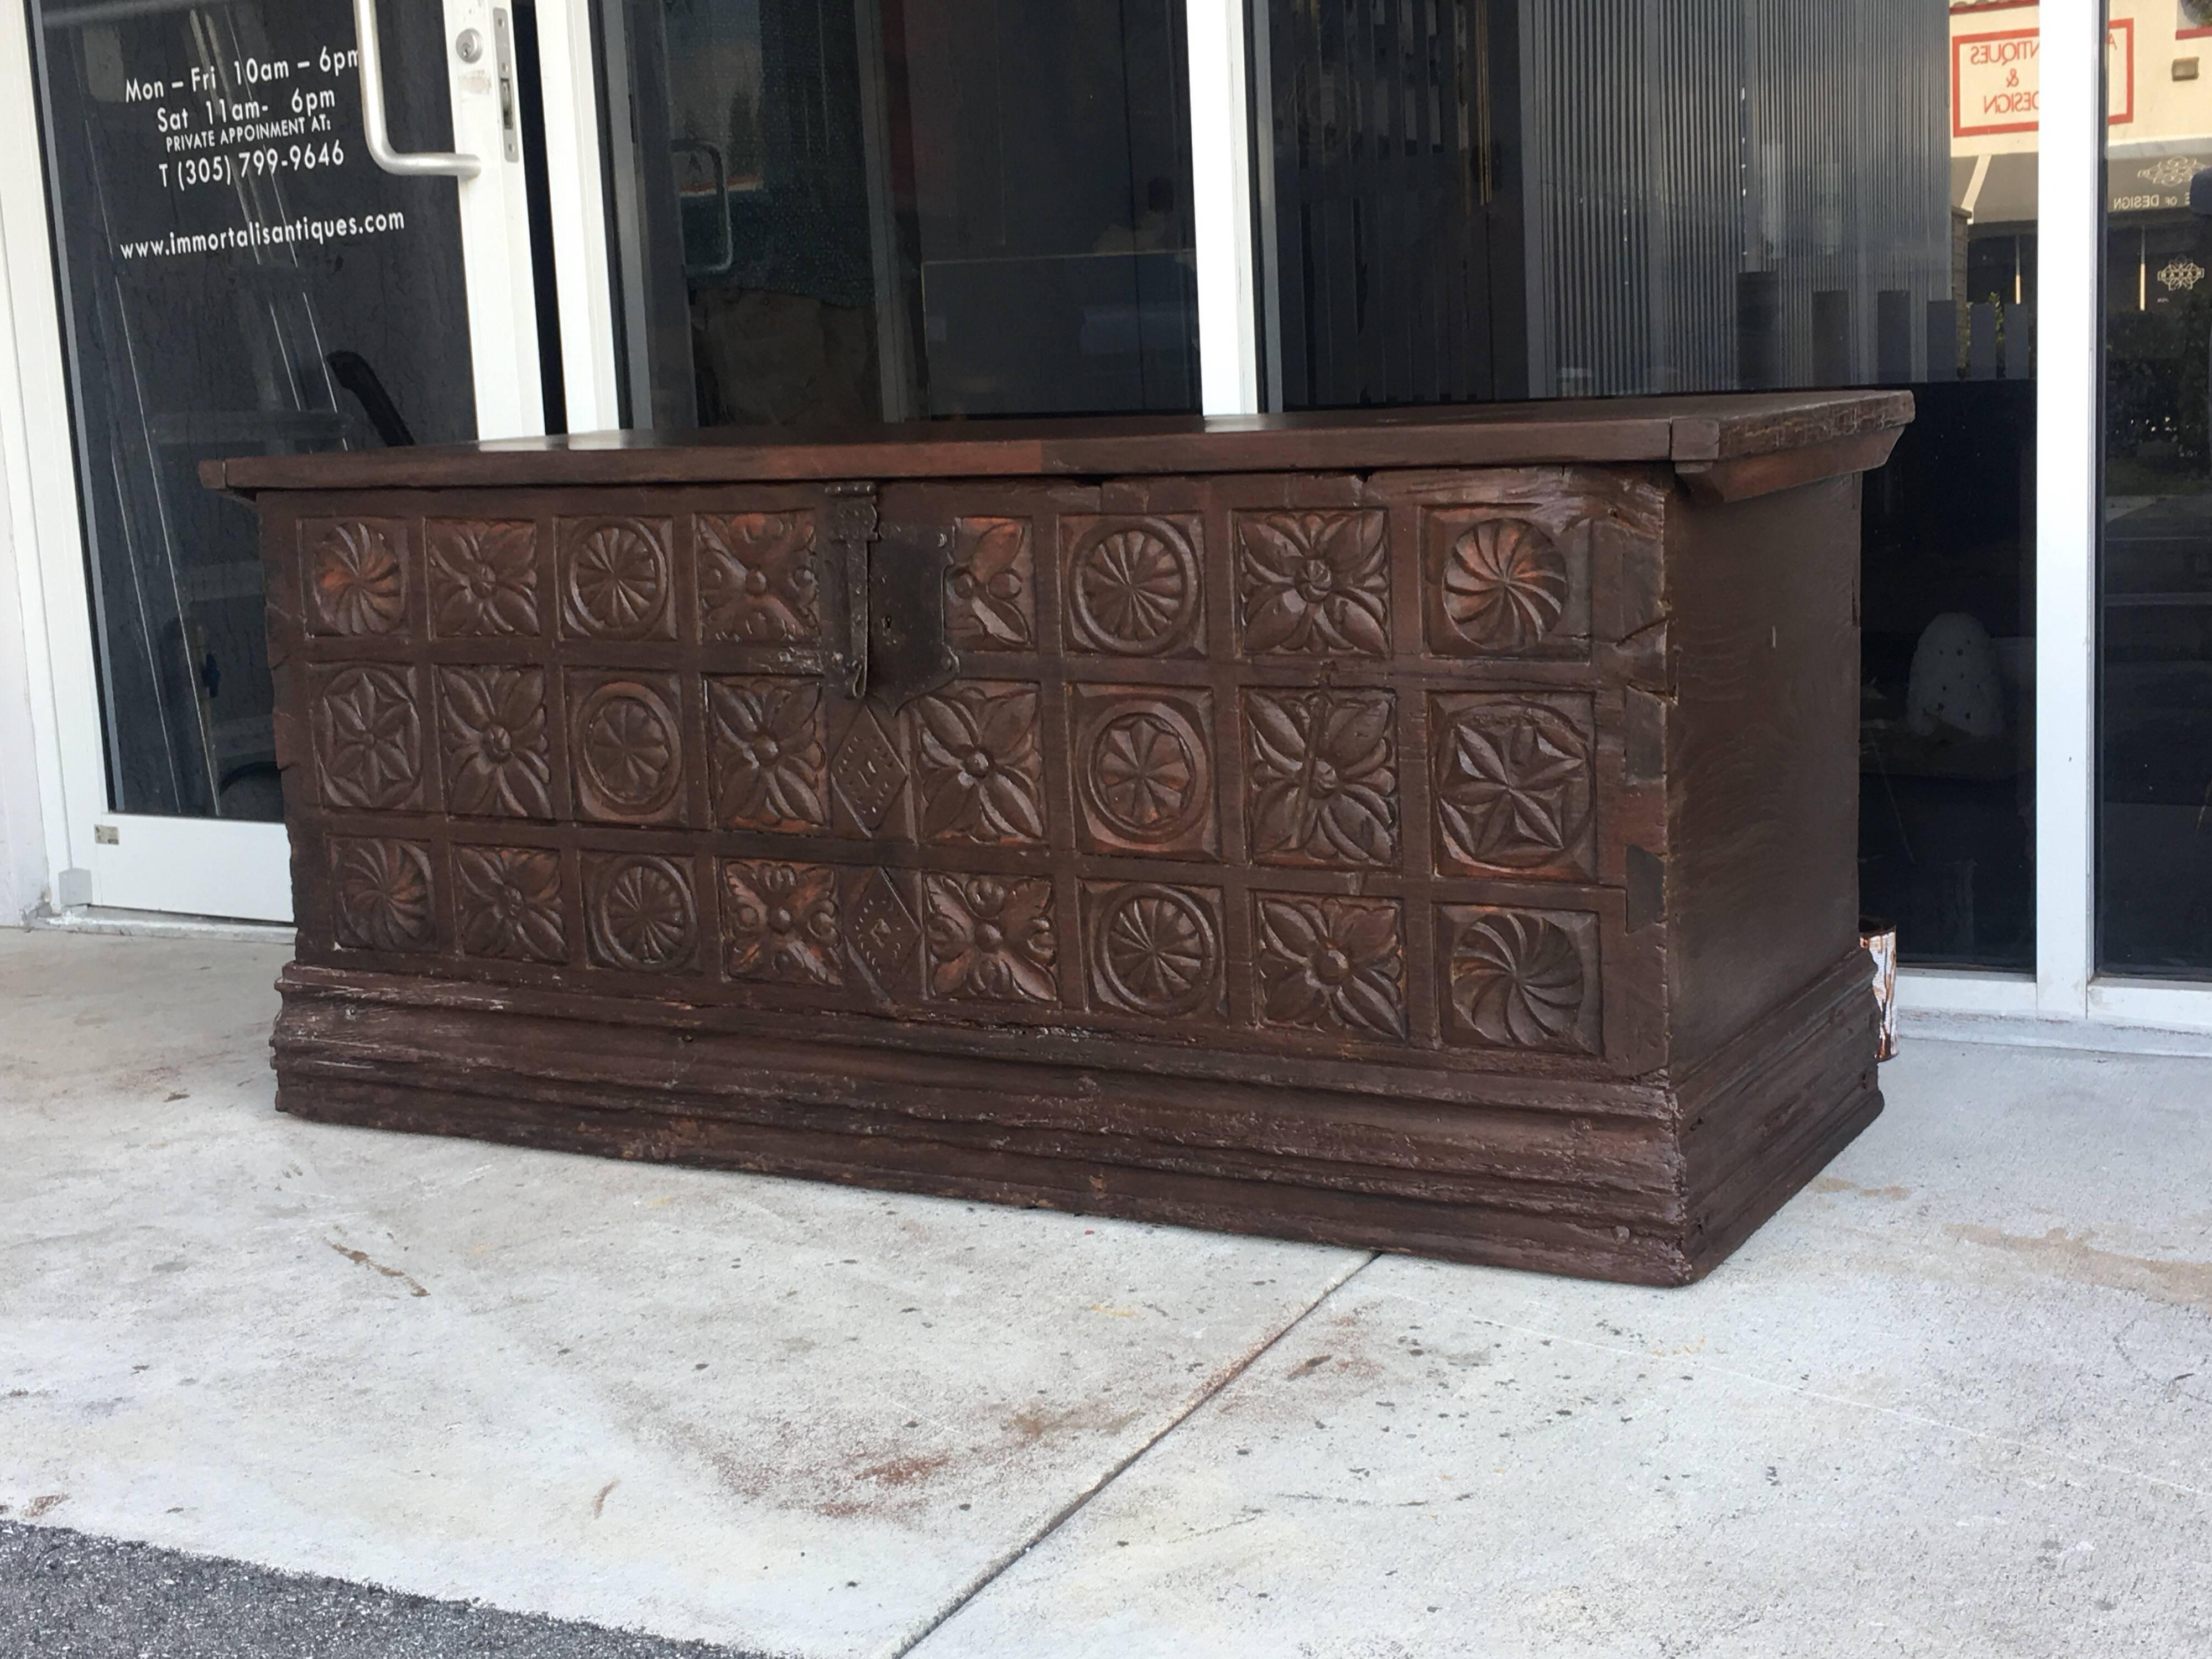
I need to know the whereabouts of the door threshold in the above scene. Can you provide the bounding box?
[27,906,293,946]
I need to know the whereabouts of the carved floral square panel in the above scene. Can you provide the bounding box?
[707,677,827,830]
[1084,881,1224,1020]
[312,665,425,812]
[697,512,820,642]
[1072,686,1217,858]
[557,517,676,640]
[1059,515,1204,656]
[567,671,687,825]
[303,519,409,638]
[426,519,539,638]
[1234,510,1390,657]
[1244,688,1399,868]
[438,667,554,820]
[1253,894,1406,1041]
[1422,508,1588,658]
[923,874,1058,1005]
[328,836,436,953]
[584,851,699,973]
[944,517,1035,650]
[453,845,566,963]
[910,681,1047,846]
[721,859,842,987]
[1438,905,1602,1055]
[1430,693,1597,879]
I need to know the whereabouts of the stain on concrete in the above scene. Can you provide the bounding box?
[590,1480,618,1519]
[24,1496,65,1521]
[1812,1177,1914,1200]
[324,1239,430,1298]
[1948,1224,2212,1314]
[1005,1402,1141,1443]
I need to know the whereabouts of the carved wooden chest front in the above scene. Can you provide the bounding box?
[212,393,1908,1285]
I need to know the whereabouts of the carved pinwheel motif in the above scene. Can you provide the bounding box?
[924,875,1058,1005]
[560,518,674,639]
[439,667,553,819]
[708,678,827,830]
[1443,907,1597,1053]
[1432,696,1595,876]
[1244,689,1399,867]
[571,676,684,823]
[314,666,422,811]
[426,520,538,637]
[1254,895,1406,1041]
[306,520,408,637]
[453,846,566,963]
[945,518,1034,649]
[586,853,697,972]
[1236,510,1390,656]
[1087,883,1220,1018]
[1434,517,1569,654]
[329,837,435,953]
[697,512,820,642]
[912,683,1046,845]
[721,860,841,986]
[1065,517,1202,655]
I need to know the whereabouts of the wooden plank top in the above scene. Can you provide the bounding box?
[204,390,1913,494]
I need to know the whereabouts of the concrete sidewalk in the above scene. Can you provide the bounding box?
[2,930,2206,1657]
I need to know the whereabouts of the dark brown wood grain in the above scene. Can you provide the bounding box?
[227,394,1905,1285]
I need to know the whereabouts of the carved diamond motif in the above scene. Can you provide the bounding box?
[849,867,921,997]
[831,707,907,834]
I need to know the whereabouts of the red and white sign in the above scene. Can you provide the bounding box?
[1952,18,2135,137]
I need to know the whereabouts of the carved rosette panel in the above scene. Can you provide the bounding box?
[721,859,842,986]
[304,519,409,638]
[1235,510,1389,656]
[1244,688,1399,868]
[453,846,566,963]
[438,667,554,820]
[1085,882,1223,1019]
[329,836,436,953]
[1074,687,1216,857]
[559,517,675,640]
[911,682,1046,846]
[1431,694,1596,879]
[585,852,698,973]
[697,512,820,642]
[923,875,1058,1004]
[1425,513,1575,656]
[313,665,424,811]
[570,674,686,825]
[708,678,827,830]
[427,520,539,638]
[945,517,1035,649]
[1439,906,1601,1055]
[1061,515,1203,656]
[1254,894,1407,1041]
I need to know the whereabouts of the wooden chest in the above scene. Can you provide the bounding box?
[209,393,1908,1285]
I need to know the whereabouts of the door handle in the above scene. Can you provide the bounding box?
[353,0,482,179]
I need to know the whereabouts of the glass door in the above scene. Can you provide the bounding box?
[8,0,547,921]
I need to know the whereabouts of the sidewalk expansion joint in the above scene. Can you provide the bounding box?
[893,1249,1380,1657]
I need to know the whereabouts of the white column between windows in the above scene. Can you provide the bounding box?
[1187,0,1261,418]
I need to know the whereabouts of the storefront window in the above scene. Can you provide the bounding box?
[594,0,1199,427]
[1249,0,2038,970]
[2101,1,2212,977]
[28,1,477,821]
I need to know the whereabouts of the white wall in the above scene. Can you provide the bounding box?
[0,453,51,924]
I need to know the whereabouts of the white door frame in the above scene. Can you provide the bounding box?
[0,0,548,924]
